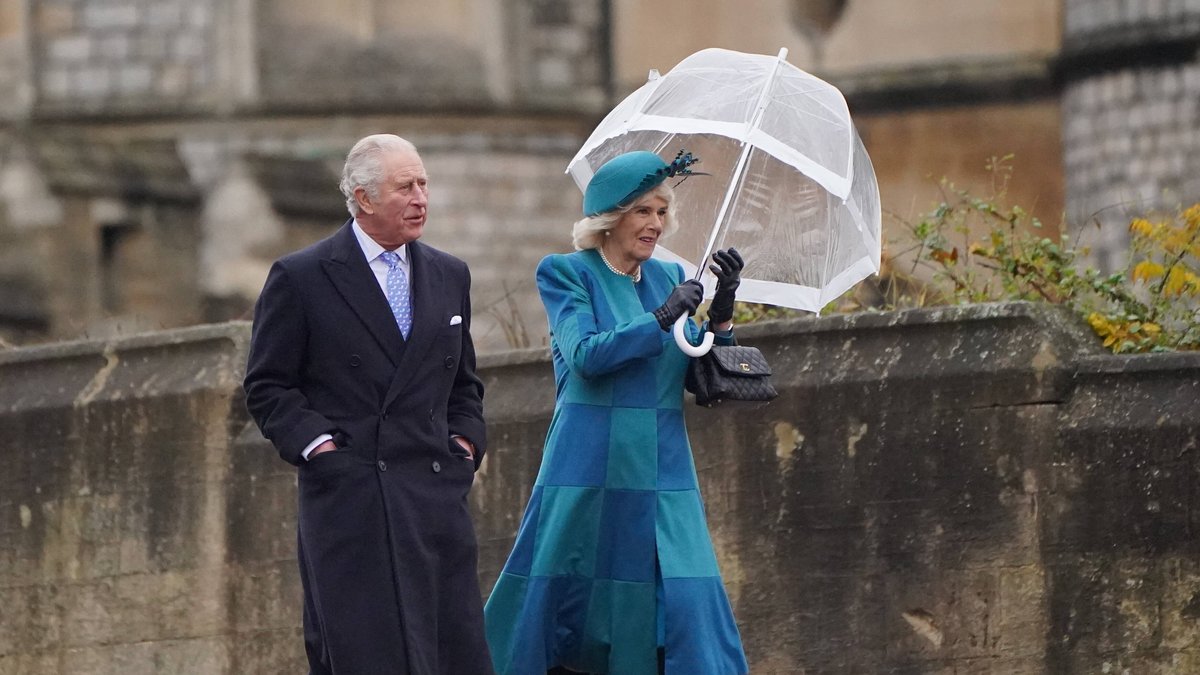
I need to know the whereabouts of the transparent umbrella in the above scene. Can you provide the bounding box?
[566,47,881,355]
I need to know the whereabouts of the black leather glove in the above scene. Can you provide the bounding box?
[653,280,705,330]
[707,248,743,325]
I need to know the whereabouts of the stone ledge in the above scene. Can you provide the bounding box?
[735,300,1100,340]
[31,136,201,203]
[826,55,1056,112]
[0,322,249,412]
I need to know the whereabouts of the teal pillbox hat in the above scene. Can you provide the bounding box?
[582,151,668,217]
[581,150,700,217]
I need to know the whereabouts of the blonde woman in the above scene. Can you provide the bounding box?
[485,151,748,675]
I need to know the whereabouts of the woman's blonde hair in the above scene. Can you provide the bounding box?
[571,183,678,251]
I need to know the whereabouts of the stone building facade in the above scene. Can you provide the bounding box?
[0,0,1191,350]
[0,0,605,350]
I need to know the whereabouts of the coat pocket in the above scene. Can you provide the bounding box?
[447,437,473,461]
[300,449,359,493]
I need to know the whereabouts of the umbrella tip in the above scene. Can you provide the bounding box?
[647,69,661,81]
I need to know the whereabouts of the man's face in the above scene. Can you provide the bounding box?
[355,148,429,248]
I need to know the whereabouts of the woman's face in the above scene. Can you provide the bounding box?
[608,195,668,264]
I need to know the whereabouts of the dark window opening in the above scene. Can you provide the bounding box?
[99,222,135,313]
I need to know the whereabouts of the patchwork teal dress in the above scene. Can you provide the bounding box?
[484,250,749,675]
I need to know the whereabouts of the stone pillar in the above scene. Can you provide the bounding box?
[0,0,35,119]
[1060,0,1200,271]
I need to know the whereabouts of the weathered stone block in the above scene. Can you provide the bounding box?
[995,565,1049,655]
[116,64,153,95]
[0,583,63,654]
[0,651,59,675]
[226,627,305,674]
[46,35,90,62]
[60,638,230,675]
[227,560,302,634]
[81,5,139,31]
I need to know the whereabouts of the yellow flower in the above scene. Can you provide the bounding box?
[1163,267,1200,296]
[1132,260,1165,283]
[1129,218,1155,237]
[1162,227,1193,255]
[1183,204,1200,232]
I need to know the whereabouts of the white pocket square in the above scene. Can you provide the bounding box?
[449,315,462,326]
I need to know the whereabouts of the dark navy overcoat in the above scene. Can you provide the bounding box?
[244,221,492,675]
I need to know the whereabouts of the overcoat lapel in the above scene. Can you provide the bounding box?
[383,240,441,410]
[320,222,405,365]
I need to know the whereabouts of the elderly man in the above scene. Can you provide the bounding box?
[244,134,493,674]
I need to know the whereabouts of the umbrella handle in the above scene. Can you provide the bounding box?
[673,314,715,357]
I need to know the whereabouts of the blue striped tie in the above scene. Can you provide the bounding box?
[379,251,412,339]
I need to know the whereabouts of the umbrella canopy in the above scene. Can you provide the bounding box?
[567,47,882,315]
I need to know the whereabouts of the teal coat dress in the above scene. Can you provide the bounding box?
[484,250,749,675]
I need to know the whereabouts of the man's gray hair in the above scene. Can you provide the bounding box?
[339,134,419,217]
[571,183,678,250]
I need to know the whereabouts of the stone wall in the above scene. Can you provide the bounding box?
[2,302,1198,673]
[20,0,615,117]
[1060,0,1200,270]
[1062,0,1200,44]
[32,0,221,115]
[0,326,256,672]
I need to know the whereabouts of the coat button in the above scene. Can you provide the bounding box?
[350,355,361,367]
[444,356,454,369]
[431,461,441,473]
[377,460,387,472]
[428,409,434,421]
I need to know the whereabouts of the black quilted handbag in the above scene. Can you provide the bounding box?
[685,344,778,408]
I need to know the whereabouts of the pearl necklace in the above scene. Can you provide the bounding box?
[598,247,641,282]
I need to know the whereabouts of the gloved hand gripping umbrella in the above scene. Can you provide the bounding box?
[567,47,882,356]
